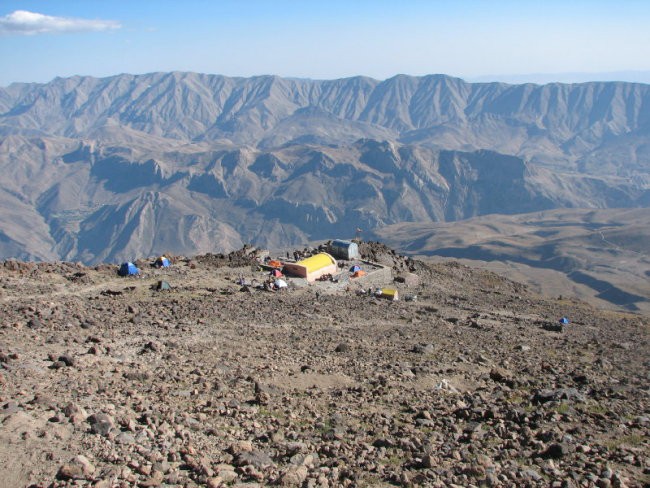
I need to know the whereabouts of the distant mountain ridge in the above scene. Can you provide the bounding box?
[2,72,650,171]
[0,72,648,264]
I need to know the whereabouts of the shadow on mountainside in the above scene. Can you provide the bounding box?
[415,245,647,311]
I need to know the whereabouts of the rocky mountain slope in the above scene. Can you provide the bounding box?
[0,73,649,264]
[0,246,648,487]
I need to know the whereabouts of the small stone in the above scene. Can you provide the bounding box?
[142,341,162,353]
[2,401,20,414]
[151,460,171,474]
[611,472,629,487]
[422,455,436,468]
[184,455,214,477]
[57,463,84,480]
[235,450,274,469]
[229,440,253,455]
[542,442,569,459]
[396,273,419,287]
[63,403,87,424]
[334,343,350,353]
[165,471,181,484]
[489,368,515,387]
[418,410,432,420]
[139,470,164,487]
[533,388,584,404]
[475,454,493,467]
[412,343,435,354]
[270,431,285,443]
[206,477,223,488]
[523,469,543,481]
[58,354,75,367]
[80,320,95,329]
[415,418,435,427]
[73,455,95,476]
[30,394,56,408]
[57,455,95,480]
[542,321,564,332]
[253,382,271,405]
[50,361,67,370]
[280,465,308,486]
[115,431,136,444]
[27,318,43,329]
[214,464,238,483]
[88,412,115,436]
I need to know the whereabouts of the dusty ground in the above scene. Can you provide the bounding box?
[0,245,648,487]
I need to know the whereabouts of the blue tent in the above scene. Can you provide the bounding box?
[559,317,570,325]
[118,262,139,276]
[349,264,362,273]
[155,256,170,268]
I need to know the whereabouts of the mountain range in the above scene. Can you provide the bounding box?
[0,72,648,267]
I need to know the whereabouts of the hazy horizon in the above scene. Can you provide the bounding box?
[4,69,650,89]
[1,0,649,87]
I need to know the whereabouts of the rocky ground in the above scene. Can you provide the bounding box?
[0,244,648,488]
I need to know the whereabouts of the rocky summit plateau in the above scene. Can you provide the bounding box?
[0,242,648,487]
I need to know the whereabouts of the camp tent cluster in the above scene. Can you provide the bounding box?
[116,240,382,293]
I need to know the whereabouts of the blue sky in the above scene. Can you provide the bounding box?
[1,0,650,86]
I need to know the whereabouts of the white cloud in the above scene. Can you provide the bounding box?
[0,10,120,35]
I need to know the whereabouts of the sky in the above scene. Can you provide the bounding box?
[1,0,650,87]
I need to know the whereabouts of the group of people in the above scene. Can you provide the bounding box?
[285,243,330,262]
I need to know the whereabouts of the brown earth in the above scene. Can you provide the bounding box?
[375,208,650,315]
[0,245,648,487]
